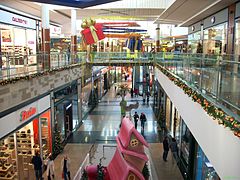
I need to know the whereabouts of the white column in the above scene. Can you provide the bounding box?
[41,4,50,29]
[71,9,77,36]
[156,24,160,42]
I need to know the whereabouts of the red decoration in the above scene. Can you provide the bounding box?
[81,23,105,45]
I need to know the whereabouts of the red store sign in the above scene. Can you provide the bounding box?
[20,107,37,122]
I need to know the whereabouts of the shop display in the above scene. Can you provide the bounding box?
[0,117,52,179]
[0,136,17,180]
[203,23,227,55]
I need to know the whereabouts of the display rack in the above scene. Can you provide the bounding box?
[0,138,17,180]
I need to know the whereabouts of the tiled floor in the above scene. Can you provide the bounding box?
[47,84,183,180]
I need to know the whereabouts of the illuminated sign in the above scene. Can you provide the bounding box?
[0,10,36,29]
[20,107,37,122]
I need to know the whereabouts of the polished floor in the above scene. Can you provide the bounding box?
[44,85,183,180]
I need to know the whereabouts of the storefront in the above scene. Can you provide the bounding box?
[194,146,220,180]
[0,9,37,74]
[53,81,79,143]
[188,22,202,53]
[202,9,228,55]
[234,2,240,56]
[0,95,51,179]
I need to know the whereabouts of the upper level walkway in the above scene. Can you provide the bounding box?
[0,52,239,120]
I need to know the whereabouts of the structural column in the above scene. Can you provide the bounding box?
[156,24,160,52]
[71,9,77,60]
[41,4,50,70]
[227,4,235,55]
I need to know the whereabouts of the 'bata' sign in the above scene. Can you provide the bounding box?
[20,107,37,122]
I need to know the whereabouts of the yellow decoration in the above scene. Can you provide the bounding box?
[130,138,139,147]
[128,174,135,180]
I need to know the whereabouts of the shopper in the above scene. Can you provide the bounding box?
[133,112,139,129]
[131,88,134,98]
[170,138,179,164]
[61,155,71,180]
[31,151,43,180]
[162,136,169,162]
[46,155,55,180]
[140,112,147,130]
[143,92,146,104]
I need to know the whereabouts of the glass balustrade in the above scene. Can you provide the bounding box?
[0,51,239,118]
[156,53,240,117]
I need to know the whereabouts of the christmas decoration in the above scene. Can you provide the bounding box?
[53,123,63,158]
[156,64,240,139]
[81,18,105,45]
[0,64,82,86]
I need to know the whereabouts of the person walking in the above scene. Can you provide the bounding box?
[131,88,134,98]
[46,155,55,180]
[31,151,43,180]
[133,112,139,129]
[140,113,147,131]
[143,92,146,104]
[61,155,71,180]
[170,138,179,164]
[162,136,169,162]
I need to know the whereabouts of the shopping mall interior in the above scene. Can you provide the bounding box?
[0,0,239,180]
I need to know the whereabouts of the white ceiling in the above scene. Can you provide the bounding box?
[0,0,238,30]
[155,0,239,26]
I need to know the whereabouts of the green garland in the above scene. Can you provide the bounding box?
[0,64,82,86]
[156,64,240,139]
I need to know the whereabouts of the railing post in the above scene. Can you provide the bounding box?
[215,59,222,102]
[6,54,10,79]
[57,54,60,68]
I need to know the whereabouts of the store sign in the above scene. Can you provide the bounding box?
[0,95,50,139]
[20,107,37,122]
[0,10,36,29]
[50,25,61,35]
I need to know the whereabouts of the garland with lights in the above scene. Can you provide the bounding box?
[156,64,240,138]
[0,64,82,86]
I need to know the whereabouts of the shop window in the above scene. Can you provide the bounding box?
[195,146,220,180]
[188,31,202,53]
[0,24,36,67]
[203,23,227,55]
[165,97,172,131]
[180,121,191,168]
[40,110,52,161]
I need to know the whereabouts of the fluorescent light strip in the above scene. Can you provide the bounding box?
[178,0,222,27]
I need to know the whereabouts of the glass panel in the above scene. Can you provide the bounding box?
[195,146,220,180]
[188,31,202,53]
[181,121,191,167]
[40,110,51,161]
[203,23,227,55]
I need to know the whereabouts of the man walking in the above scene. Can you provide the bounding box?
[140,112,147,131]
[163,136,169,162]
[31,151,43,180]
[133,112,139,129]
